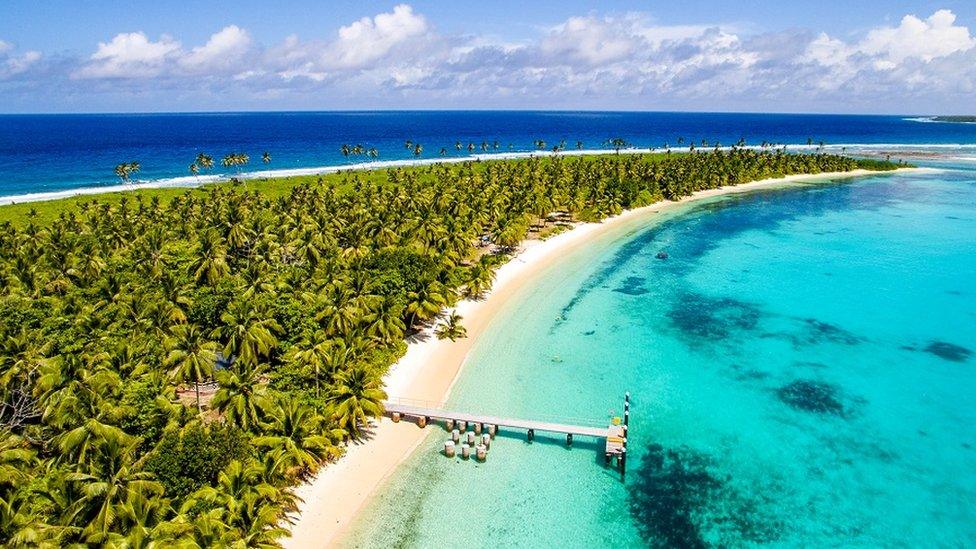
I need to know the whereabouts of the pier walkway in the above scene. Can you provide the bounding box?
[385,400,608,437]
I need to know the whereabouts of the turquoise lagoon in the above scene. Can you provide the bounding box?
[344,167,976,547]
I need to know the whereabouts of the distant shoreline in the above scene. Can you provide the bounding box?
[907,115,976,124]
[283,166,924,549]
[0,144,930,208]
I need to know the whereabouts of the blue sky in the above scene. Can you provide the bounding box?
[1,1,974,113]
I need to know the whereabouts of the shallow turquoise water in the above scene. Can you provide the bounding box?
[344,168,976,547]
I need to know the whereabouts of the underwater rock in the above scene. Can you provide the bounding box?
[777,379,848,416]
[656,251,669,260]
[667,293,762,341]
[800,318,864,346]
[924,341,972,363]
[613,276,649,296]
[628,443,780,548]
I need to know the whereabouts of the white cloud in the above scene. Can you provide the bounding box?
[326,3,429,69]
[861,9,975,64]
[76,32,181,78]
[541,15,635,65]
[180,25,252,72]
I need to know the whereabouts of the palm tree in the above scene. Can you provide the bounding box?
[114,162,140,184]
[215,301,281,367]
[192,229,230,285]
[195,153,214,172]
[435,312,467,341]
[254,398,340,477]
[326,367,386,439]
[605,138,629,154]
[261,151,271,165]
[211,362,268,430]
[405,285,447,328]
[64,436,164,545]
[165,324,217,413]
[287,331,331,396]
[182,459,293,546]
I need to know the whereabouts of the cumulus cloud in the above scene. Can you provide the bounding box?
[180,25,252,72]
[541,15,636,65]
[860,9,974,65]
[75,32,181,78]
[327,4,429,69]
[8,6,976,112]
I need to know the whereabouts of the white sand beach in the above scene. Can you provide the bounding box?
[282,167,923,548]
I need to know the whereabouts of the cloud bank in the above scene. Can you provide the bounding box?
[1,4,974,113]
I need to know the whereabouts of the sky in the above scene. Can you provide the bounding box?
[1,1,975,114]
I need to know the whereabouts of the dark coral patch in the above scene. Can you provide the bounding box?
[800,318,864,346]
[613,276,649,296]
[924,341,972,363]
[628,444,779,548]
[777,379,848,416]
[667,293,762,341]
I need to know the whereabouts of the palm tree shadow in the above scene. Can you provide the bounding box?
[404,330,433,344]
[348,422,380,443]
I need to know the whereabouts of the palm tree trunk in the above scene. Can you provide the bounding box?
[195,382,201,414]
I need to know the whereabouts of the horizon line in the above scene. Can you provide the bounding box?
[0,108,936,117]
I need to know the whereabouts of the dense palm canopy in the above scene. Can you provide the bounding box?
[0,148,898,545]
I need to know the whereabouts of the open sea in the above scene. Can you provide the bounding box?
[2,112,975,546]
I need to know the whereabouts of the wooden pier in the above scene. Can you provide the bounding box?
[384,393,631,477]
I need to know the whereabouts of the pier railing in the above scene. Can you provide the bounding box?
[384,396,609,430]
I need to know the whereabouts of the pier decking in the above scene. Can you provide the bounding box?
[385,401,608,438]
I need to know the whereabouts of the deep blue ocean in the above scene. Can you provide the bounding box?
[1,111,976,202]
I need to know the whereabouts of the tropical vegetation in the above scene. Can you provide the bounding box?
[0,147,900,545]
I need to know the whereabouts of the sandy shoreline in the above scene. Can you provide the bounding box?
[283,167,922,548]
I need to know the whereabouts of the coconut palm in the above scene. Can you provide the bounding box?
[435,312,466,341]
[195,153,214,172]
[215,300,281,367]
[164,324,217,413]
[254,398,340,477]
[211,362,268,430]
[114,162,140,184]
[326,367,386,439]
[63,436,163,545]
